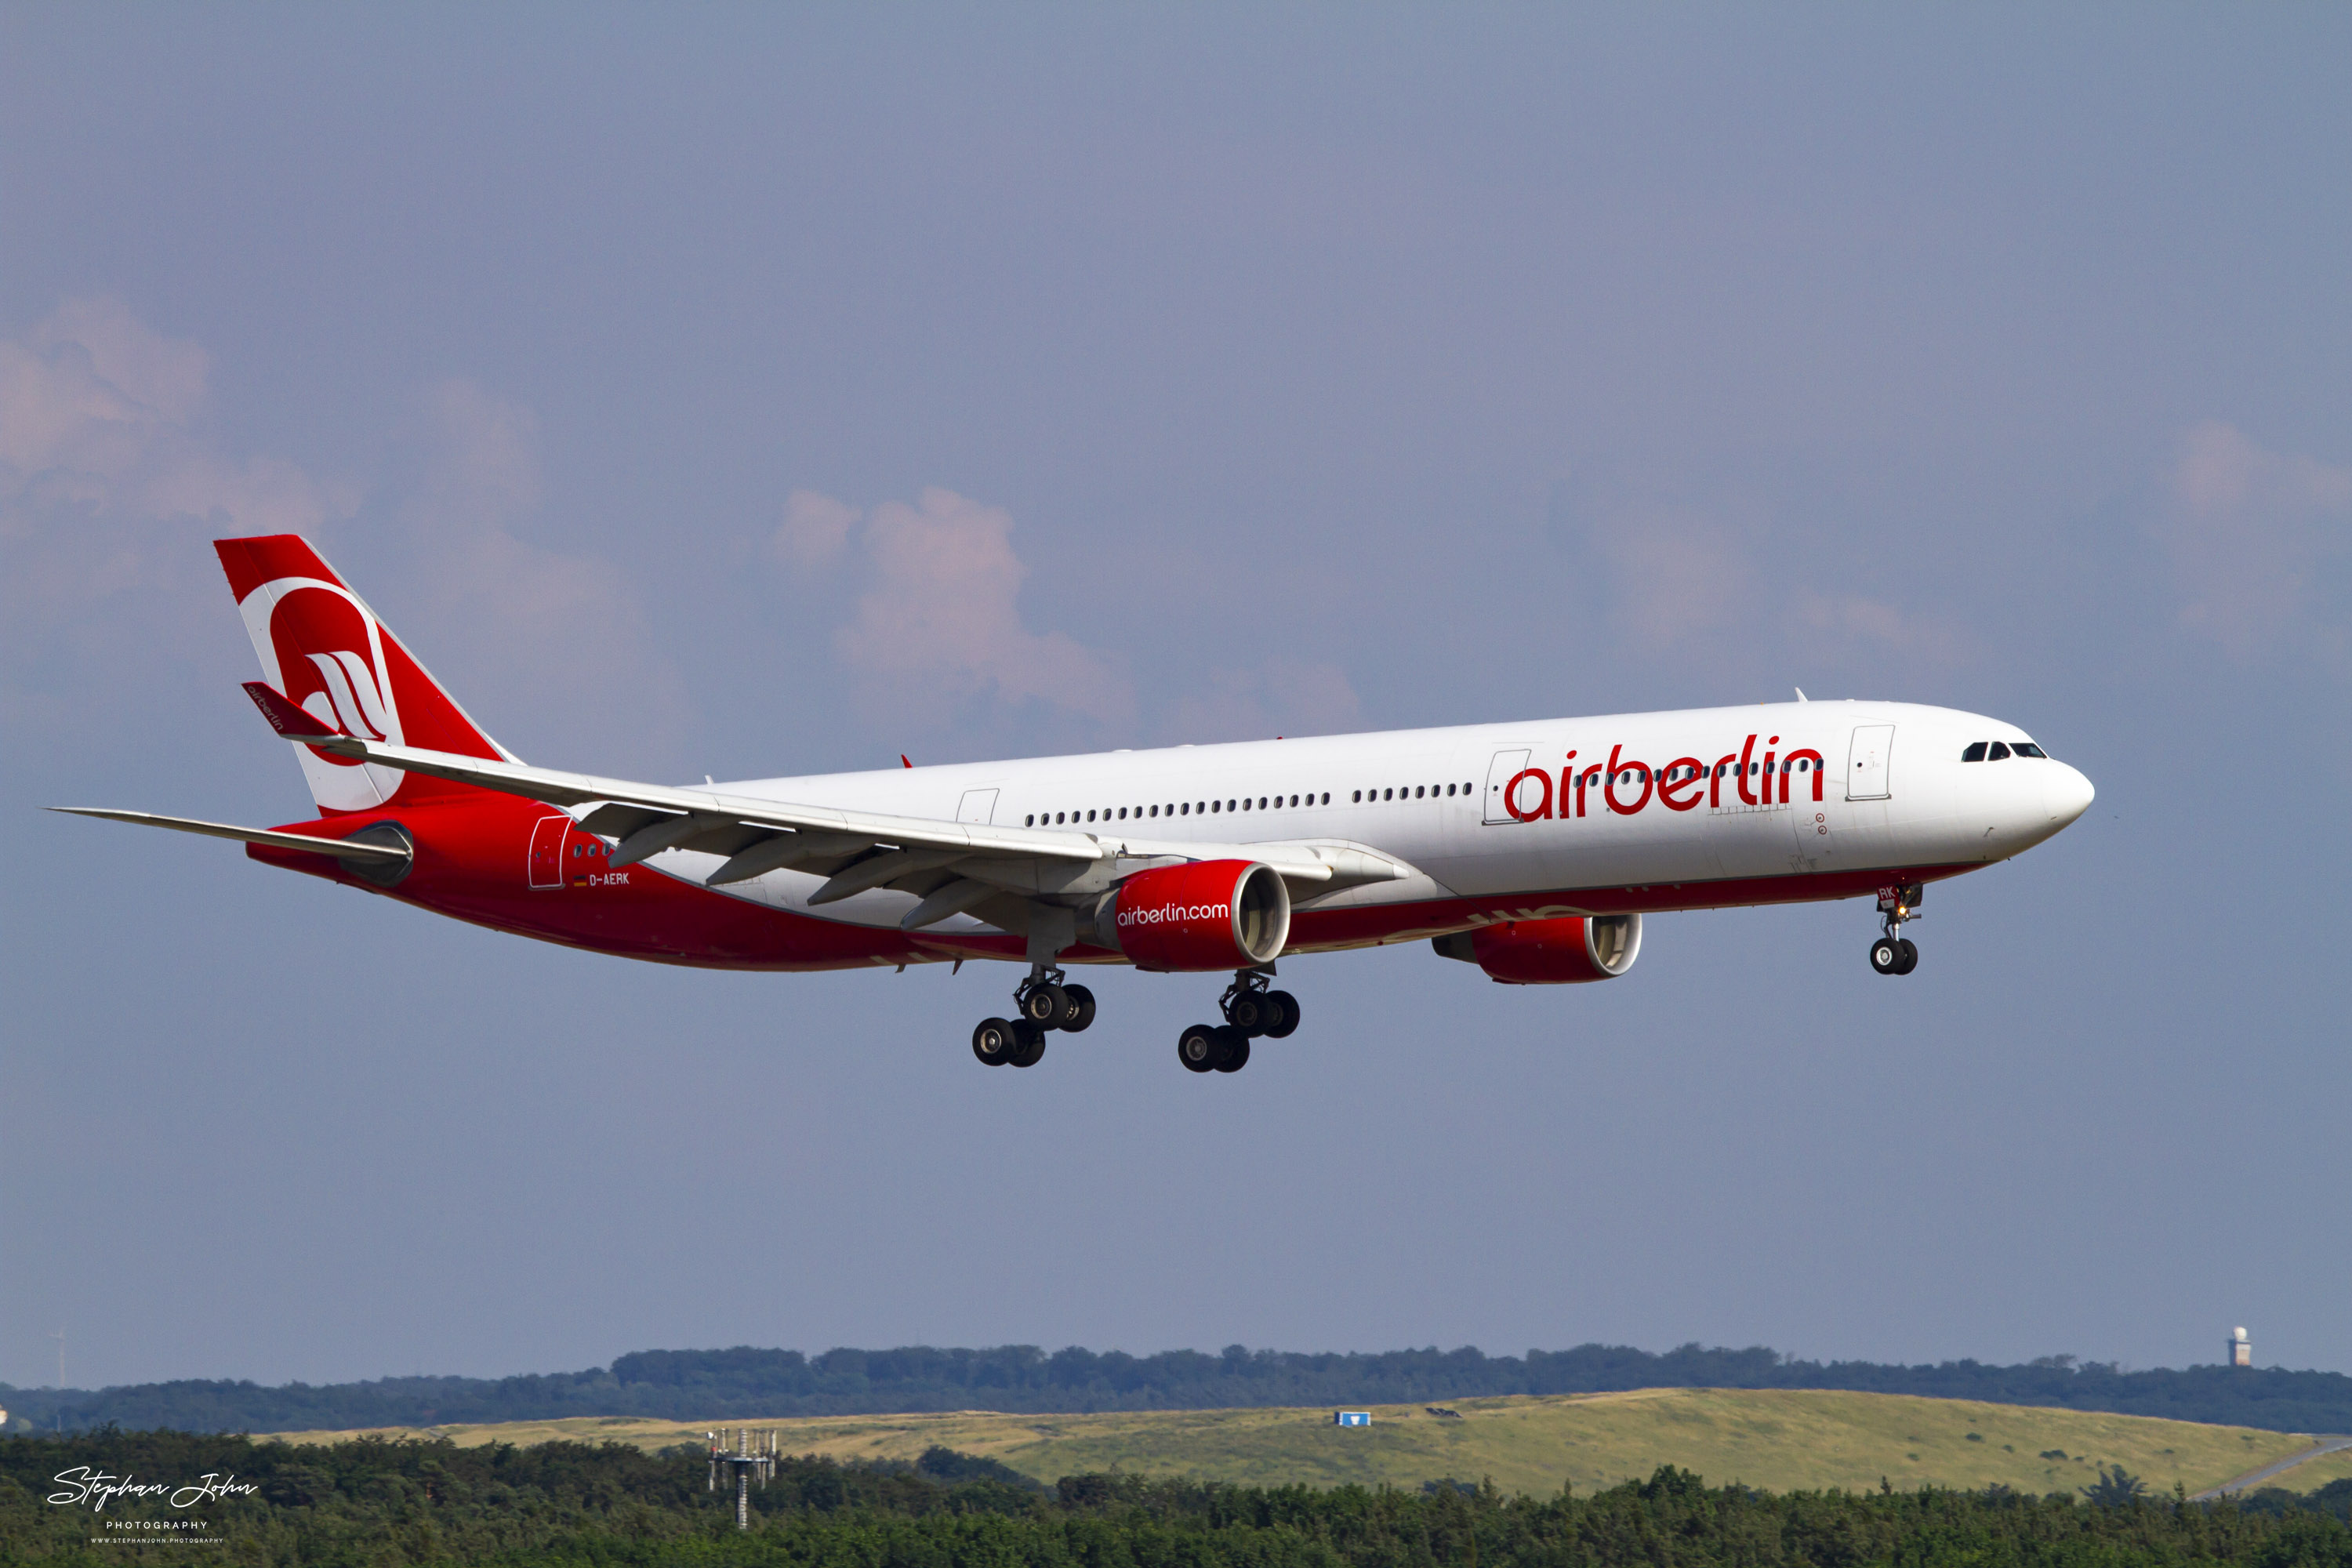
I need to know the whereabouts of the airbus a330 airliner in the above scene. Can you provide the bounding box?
[60,535,2093,1073]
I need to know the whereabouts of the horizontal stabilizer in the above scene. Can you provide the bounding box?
[47,808,414,865]
[241,681,343,741]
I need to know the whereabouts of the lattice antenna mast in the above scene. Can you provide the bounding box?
[707,1427,778,1530]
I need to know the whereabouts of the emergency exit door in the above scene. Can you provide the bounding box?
[528,814,570,888]
[956,789,999,825]
[1846,725,1895,801]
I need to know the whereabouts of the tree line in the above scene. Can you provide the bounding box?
[3,1430,2347,1567]
[6,1342,2350,1437]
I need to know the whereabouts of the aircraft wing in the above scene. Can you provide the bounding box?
[240,683,1406,917]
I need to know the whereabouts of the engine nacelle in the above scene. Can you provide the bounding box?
[1432,913,1642,985]
[1091,859,1290,971]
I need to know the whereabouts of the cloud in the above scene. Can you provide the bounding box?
[394,379,688,765]
[1557,469,1972,686]
[1792,592,1966,667]
[2162,421,2352,666]
[788,487,1134,724]
[771,488,858,570]
[0,304,679,765]
[1,299,358,724]
[1592,508,1755,649]
[0,296,348,536]
[1162,659,1363,744]
[31,297,209,423]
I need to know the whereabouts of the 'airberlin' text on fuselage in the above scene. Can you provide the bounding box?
[1499,734,1828,822]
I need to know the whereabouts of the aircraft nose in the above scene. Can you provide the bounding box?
[2045,763,2095,827]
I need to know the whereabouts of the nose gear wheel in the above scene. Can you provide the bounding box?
[1869,884,1924,976]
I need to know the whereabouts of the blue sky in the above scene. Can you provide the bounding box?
[5,5,2347,1392]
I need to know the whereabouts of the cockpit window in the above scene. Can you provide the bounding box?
[2013,742,2048,758]
[1987,741,2012,760]
[1961,742,1987,762]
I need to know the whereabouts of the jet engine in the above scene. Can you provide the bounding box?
[1431,913,1642,984]
[1090,858,1290,971]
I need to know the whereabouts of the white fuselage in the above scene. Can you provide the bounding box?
[660,700,2093,942]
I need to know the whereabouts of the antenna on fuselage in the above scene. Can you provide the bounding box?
[1794,688,1809,702]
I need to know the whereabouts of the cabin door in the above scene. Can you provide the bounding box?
[1846,725,1895,801]
[956,788,999,825]
[1483,748,1534,824]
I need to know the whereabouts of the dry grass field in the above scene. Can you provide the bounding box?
[267,1387,2339,1497]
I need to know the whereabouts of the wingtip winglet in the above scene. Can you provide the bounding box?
[241,681,346,742]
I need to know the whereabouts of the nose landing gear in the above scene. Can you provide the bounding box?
[1869,884,1922,975]
[975,965,1094,1067]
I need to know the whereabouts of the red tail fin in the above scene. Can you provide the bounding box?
[215,535,510,815]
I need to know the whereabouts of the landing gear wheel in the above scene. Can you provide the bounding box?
[1893,938,1918,975]
[1870,938,1901,975]
[1212,1029,1250,1073]
[1008,1021,1047,1068]
[1261,990,1299,1039]
[1227,991,1269,1034]
[1021,984,1068,1027]
[1178,1023,1221,1073]
[973,1018,1015,1065]
[1058,984,1096,1033]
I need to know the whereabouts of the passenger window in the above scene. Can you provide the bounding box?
[1987,742,2011,760]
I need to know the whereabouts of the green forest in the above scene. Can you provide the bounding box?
[5,1431,2350,1567]
[8,1343,2351,1437]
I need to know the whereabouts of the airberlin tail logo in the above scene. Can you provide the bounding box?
[298,648,394,740]
[238,576,409,812]
[253,584,406,753]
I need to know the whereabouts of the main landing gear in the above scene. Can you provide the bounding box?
[1177,971,1299,1075]
[973,965,1094,1069]
[1869,883,1923,976]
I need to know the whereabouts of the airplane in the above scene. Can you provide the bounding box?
[56,534,2095,1074]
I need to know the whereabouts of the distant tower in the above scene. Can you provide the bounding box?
[2229,1327,2252,1368]
[707,1428,778,1530]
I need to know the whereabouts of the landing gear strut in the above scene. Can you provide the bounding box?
[975,964,1094,1067]
[1177,970,1301,1073]
[1869,884,1922,976]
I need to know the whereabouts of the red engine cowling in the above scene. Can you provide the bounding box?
[1432,913,1642,984]
[1094,859,1290,971]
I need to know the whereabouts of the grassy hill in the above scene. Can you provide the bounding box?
[268,1386,2332,1497]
